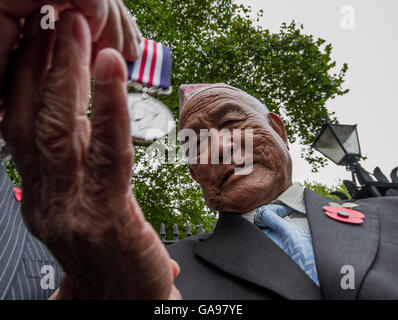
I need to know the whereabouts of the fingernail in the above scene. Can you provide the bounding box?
[94,51,115,84]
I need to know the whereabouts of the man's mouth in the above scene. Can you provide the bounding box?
[220,164,248,186]
[221,168,235,185]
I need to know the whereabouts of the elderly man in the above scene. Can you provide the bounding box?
[168,83,398,299]
[1,3,397,300]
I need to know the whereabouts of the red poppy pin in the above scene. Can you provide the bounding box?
[323,205,365,224]
[13,187,22,202]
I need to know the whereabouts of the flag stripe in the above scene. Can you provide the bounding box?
[159,45,172,89]
[138,38,149,83]
[152,43,163,87]
[148,40,158,87]
[130,41,145,81]
[142,39,154,85]
[127,38,171,89]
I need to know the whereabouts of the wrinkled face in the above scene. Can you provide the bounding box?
[179,86,293,213]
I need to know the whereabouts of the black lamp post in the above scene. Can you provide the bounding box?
[312,122,361,185]
[312,122,398,199]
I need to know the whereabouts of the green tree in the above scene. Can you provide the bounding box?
[132,144,217,240]
[6,0,350,239]
[303,181,351,200]
[127,0,348,168]
[125,0,349,237]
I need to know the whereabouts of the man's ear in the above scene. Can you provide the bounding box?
[189,166,199,182]
[267,112,289,150]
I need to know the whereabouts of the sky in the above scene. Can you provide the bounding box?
[234,0,398,187]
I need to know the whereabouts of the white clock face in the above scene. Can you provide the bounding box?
[127,93,175,144]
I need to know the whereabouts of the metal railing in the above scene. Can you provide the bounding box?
[159,223,215,245]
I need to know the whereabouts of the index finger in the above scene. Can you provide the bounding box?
[70,0,109,42]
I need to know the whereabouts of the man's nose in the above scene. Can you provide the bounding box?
[208,129,234,164]
[219,134,234,162]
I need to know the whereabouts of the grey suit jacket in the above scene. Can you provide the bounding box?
[0,165,63,300]
[168,189,398,299]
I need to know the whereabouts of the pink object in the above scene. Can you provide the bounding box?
[323,206,365,224]
[179,83,223,114]
[13,187,22,202]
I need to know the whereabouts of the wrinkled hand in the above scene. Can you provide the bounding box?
[52,264,182,300]
[1,9,178,299]
[0,0,141,106]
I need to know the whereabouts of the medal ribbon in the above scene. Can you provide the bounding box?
[127,38,172,90]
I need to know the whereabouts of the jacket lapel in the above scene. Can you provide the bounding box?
[193,212,322,300]
[304,189,380,300]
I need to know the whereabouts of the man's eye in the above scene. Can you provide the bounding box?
[221,119,240,127]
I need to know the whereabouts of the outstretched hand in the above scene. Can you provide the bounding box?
[1,9,180,299]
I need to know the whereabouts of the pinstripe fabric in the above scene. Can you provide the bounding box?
[0,164,63,300]
[4,231,63,300]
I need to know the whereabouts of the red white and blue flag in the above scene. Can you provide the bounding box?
[127,38,172,89]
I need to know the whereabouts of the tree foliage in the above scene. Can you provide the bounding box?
[303,180,351,200]
[126,0,349,168]
[132,145,217,239]
[6,0,350,239]
[123,0,349,237]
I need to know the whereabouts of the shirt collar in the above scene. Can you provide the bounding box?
[241,182,306,223]
[272,182,306,215]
